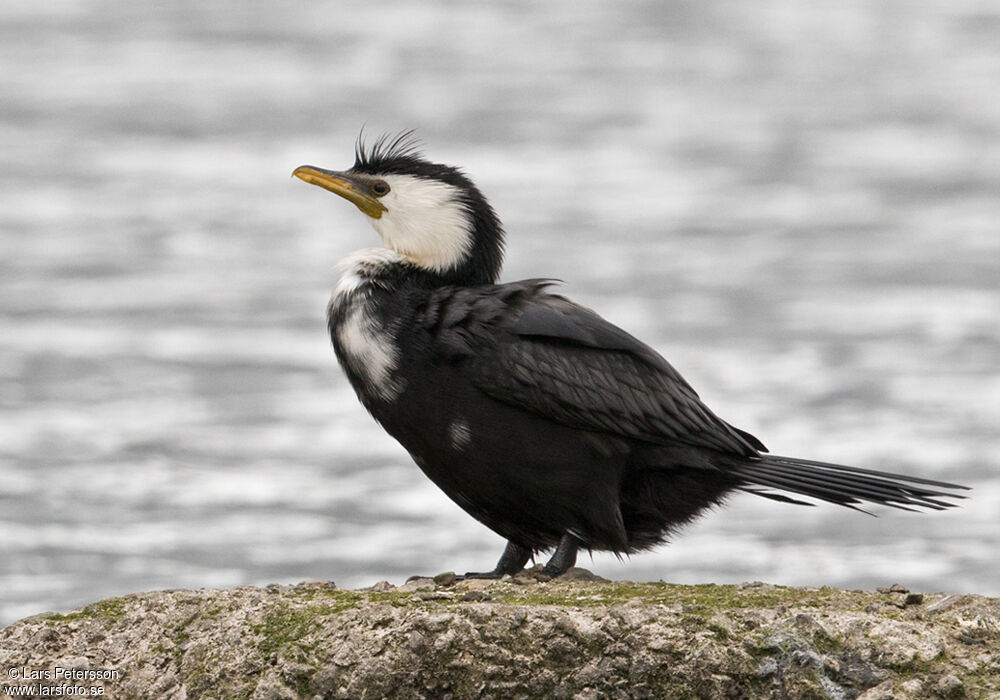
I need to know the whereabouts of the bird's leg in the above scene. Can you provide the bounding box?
[540,532,580,577]
[462,540,532,579]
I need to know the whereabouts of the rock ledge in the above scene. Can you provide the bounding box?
[1,571,997,699]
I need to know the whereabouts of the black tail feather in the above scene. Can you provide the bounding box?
[740,488,817,507]
[732,455,968,513]
[745,460,954,508]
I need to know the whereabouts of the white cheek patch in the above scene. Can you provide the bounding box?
[368,174,473,272]
[337,305,401,402]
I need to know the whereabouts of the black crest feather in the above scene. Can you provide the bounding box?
[353,129,424,173]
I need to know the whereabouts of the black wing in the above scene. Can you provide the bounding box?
[422,279,765,456]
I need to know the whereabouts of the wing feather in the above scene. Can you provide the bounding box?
[424,280,765,456]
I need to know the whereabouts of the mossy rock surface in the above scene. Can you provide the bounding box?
[1,570,997,699]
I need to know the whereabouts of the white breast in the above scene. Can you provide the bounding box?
[328,249,406,402]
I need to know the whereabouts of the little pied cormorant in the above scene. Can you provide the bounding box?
[293,132,967,579]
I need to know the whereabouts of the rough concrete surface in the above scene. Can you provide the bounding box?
[1,570,997,699]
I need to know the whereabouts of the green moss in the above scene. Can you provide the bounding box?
[44,596,129,623]
[365,591,415,607]
[783,670,831,700]
[285,586,366,611]
[254,580,879,619]
[165,610,201,669]
[254,606,313,656]
[881,649,943,675]
[706,621,731,641]
[481,581,861,613]
[253,601,347,657]
[286,665,316,697]
[953,666,995,700]
[811,627,842,654]
[202,604,224,617]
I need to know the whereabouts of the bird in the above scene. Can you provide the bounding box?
[292,131,968,579]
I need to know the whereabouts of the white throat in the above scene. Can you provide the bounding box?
[366,174,473,272]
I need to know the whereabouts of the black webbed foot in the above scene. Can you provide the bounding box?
[459,570,505,580]
[461,539,531,579]
[538,532,580,578]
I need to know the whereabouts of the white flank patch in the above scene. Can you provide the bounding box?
[367,174,473,272]
[448,418,472,450]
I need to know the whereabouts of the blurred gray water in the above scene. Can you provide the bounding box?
[1,0,998,625]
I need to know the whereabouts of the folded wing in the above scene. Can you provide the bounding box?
[424,279,765,457]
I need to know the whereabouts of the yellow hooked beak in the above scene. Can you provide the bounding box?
[292,166,387,219]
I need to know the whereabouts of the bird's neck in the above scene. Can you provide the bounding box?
[368,240,504,288]
[407,194,504,287]
[328,248,467,308]
[432,250,502,287]
[437,224,505,287]
[338,209,504,293]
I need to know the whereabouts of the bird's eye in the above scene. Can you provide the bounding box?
[371,180,390,197]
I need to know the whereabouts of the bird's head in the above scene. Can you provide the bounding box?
[294,131,505,285]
